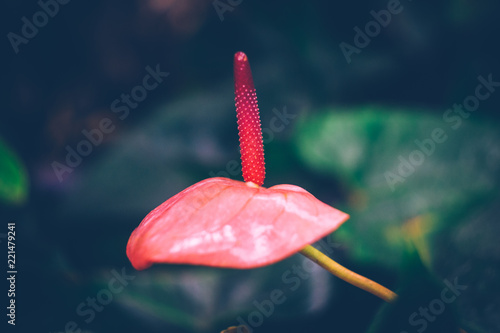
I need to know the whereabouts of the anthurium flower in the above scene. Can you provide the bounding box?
[126,52,349,270]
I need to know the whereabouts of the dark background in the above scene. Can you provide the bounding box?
[1,1,499,332]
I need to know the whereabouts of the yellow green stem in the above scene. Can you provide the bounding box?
[299,244,397,303]
[300,245,469,333]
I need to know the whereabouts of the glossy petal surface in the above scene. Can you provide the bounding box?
[127,177,349,269]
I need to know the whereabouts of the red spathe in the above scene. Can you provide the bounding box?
[127,177,349,270]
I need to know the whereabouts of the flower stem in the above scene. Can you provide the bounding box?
[300,245,470,332]
[299,244,397,303]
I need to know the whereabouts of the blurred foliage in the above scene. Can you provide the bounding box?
[294,107,500,268]
[0,136,28,205]
[368,245,462,333]
[294,107,500,332]
[99,256,335,332]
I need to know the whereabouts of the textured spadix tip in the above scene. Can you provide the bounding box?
[235,51,247,62]
[234,51,265,186]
